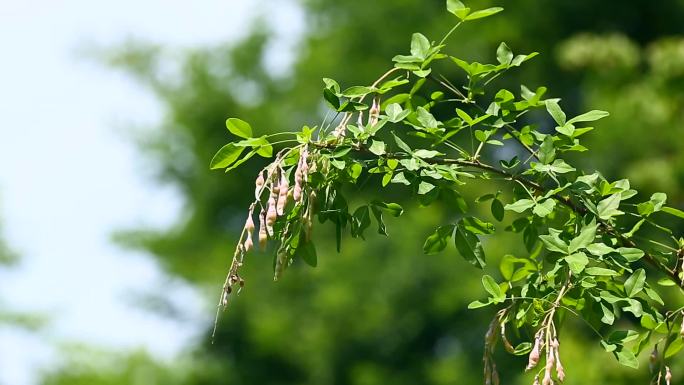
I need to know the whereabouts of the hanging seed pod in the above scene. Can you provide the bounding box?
[553,339,565,383]
[532,375,540,385]
[243,232,254,252]
[276,172,289,216]
[266,197,277,236]
[255,171,265,199]
[680,313,684,337]
[526,336,542,371]
[542,345,555,385]
[258,209,268,249]
[357,111,364,127]
[500,322,515,353]
[368,98,380,127]
[666,366,672,385]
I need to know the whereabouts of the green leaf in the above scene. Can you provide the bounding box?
[663,206,684,219]
[342,86,373,98]
[410,33,431,60]
[423,225,455,254]
[482,275,505,302]
[491,199,504,221]
[418,181,436,195]
[225,149,257,172]
[532,199,556,218]
[544,99,566,126]
[210,143,245,169]
[586,243,615,256]
[586,267,620,276]
[454,223,486,268]
[569,220,597,253]
[624,269,646,297]
[296,242,318,267]
[665,338,684,358]
[468,300,491,309]
[565,252,589,274]
[504,199,535,213]
[597,194,623,220]
[369,140,386,155]
[385,103,410,123]
[392,133,413,153]
[538,136,556,164]
[600,303,615,325]
[465,7,504,20]
[658,277,677,287]
[226,118,253,139]
[351,206,372,239]
[446,0,470,19]
[496,42,513,65]
[456,108,474,126]
[618,247,644,262]
[371,201,404,217]
[567,110,610,124]
[614,349,639,369]
[461,217,495,235]
[413,149,441,159]
[539,229,569,254]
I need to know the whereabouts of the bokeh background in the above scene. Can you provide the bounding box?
[1,0,684,384]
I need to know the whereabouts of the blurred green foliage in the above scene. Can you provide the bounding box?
[42,0,684,384]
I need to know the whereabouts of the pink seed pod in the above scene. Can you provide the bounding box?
[255,171,265,199]
[357,111,364,127]
[368,98,380,127]
[258,210,268,249]
[680,315,684,337]
[245,213,255,233]
[526,336,542,371]
[276,173,289,215]
[243,232,254,253]
[666,366,672,385]
[266,197,277,236]
[532,375,540,385]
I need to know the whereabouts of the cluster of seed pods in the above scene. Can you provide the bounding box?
[332,97,380,139]
[527,327,565,385]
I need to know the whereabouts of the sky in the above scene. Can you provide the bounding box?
[0,1,303,384]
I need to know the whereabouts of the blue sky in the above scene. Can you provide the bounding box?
[0,1,303,384]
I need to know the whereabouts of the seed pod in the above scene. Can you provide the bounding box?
[258,210,268,249]
[666,366,672,385]
[680,314,684,337]
[526,336,542,371]
[368,98,380,127]
[357,111,364,127]
[266,197,277,236]
[255,171,265,199]
[245,213,255,232]
[243,232,254,252]
[542,345,555,385]
[276,173,289,215]
[532,375,540,385]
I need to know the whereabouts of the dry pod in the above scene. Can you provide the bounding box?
[276,172,289,215]
[666,366,672,385]
[266,196,277,235]
[255,171,265,199]
[526,336,542,371]
[258,210,268,249]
